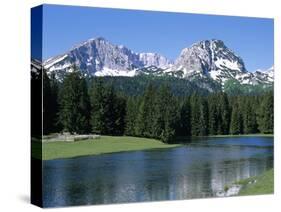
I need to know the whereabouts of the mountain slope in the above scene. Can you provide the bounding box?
[43,37,172,79]
[171,40,246,82]
[43,37,273,87]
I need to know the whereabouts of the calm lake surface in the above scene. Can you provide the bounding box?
[43,136,273,207]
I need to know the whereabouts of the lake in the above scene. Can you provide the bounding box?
[42,136,273,207]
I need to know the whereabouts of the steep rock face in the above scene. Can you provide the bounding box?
[43,37,273,87]
[43,37,172,78]
[172,40,247,83]
[139,53,173,68]
[252,66,274,84]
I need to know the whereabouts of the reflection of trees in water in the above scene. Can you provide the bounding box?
[210,157,271,193]
[43,140,273,207]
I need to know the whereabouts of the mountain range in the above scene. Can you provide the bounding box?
[42,37,274,86]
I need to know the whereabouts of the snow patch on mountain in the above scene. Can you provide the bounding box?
[94,67,136,77]
[42,37,273,86]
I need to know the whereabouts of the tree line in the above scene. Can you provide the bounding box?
[43,70,274,143]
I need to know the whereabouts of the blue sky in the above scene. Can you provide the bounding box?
[39,4,274,71]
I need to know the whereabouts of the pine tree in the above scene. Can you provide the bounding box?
[208,96,218,135]
[59,70,91,134]
[257,91,274,134]
[90,79,107,134]
[125,97,139,136]
[190,94,201,136]
[243,99,258,134]
[91,79,126,135]
[43,70,52,134]
[135,83,157,137]
[218,92,230,134]
[114,95,126,135]
[49,73,61,132]
[199,98,209,136]
[154,85,179,143]
[177,98,191,136]
[76,77,91,133]
[230,102,243,135]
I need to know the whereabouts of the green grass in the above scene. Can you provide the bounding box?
[237,169,274,195]
[32,136,181,160]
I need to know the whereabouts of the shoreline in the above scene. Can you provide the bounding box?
[205,134,273,138]
[33,134,273,160]
[33,136,181,160]
[237,169,274,195]
[218,169,274,197]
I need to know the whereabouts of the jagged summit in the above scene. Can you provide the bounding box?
[172,39,247,83]
[42,37,273,86]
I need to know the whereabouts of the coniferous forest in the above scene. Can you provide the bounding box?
[43,70,274,144]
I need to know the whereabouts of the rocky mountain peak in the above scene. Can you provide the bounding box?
[42,37,273,87]
[173,39,247,82]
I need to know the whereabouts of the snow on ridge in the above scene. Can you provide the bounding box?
[42,37,273,86]
[48,62,72,73]
[94,67,136,77]
[214,58,241,71]
[44,54,68,69]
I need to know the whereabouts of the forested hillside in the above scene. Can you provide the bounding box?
[43,70,274,143]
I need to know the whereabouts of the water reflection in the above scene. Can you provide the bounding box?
[43,136,273,207]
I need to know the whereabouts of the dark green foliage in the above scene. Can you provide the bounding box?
[176,98,191,136]
[189,95,209,136]
[199,98,209,136]
[58,71,91,134]
[43,71,52,134]
[154,85,179,143]
[207,92,230,135]
[43,71,61,134]
[224,79,273,95]
[208,97,219,135]
[124,97,139,136]
[190,94,201,136]
[243,99,258,134]
[135,83,157,137]
[45,73,273,143]
[257,91,274,134]
[230,101,243,135]
[89,75,213,97]
[114,95,127,135]
[90,79,126,135]
[217,92,230,134]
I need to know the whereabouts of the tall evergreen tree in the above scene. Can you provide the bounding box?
[59,70,91,134]
[257,91,274,134]
[243,99,258,134]
[177,98,191,136]
[49,73,61,132]
[125,97,139,136]
[153,85,178,143]
[90,79,107,134]
[208,96,218,135]
[135,83,157,137]
[190,94,201,136]
[91,79,126,135]
[218,92,230,134]
[43,70,52,134]
[199,98,209,136]
[230,102,243,134]
[114,95,127,135]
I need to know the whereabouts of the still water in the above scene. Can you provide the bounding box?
[43,136,273,207]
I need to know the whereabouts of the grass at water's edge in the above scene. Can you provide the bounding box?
[32,136,181,160]
[237,169,274,196]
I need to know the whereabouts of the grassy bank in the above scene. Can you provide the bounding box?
[237,169,274,196]
[33,136,181,160]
